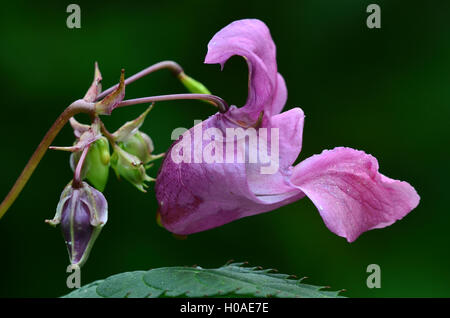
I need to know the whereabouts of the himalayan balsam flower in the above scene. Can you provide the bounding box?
[155,19,420,242]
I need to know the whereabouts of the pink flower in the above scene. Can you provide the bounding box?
[155,19,419,242]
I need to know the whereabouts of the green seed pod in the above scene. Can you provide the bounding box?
[70,137,110,191]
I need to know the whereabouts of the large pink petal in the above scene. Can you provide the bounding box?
[205,19,286,120]
[155,113,304,235]
[247,107,304,199]
[290,147,420,242]
[271,74,288,116]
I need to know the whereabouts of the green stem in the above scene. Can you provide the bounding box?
[0,100,94,219]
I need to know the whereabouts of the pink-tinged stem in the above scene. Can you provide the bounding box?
[72,146,90,189]
[0,100,95,219]
[96,61,184,101]
[117,93,229,113]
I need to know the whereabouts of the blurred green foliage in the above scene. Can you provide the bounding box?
[0,0,449,297]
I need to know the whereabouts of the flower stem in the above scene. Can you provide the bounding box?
[96,61,184,101]
[117,94,229,113]
[0,100,94,219]
[73,146,89,189]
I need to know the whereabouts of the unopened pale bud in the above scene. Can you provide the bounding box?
[110,145,154,192]
[119,131,154,164]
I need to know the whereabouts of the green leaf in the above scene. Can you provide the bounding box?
[62,263,344,298]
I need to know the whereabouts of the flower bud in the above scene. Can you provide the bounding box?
[118,131,154,164]
[110,145,154,192]
[70,137,110,191]
[46,181,108,267]
[112,106,154,164]
[112,105,164,166]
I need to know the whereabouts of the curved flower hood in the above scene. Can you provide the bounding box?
[155,19,419,242]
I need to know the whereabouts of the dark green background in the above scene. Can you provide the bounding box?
[0,0,449,297]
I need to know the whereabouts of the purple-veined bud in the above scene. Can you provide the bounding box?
[46,181,108,267]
